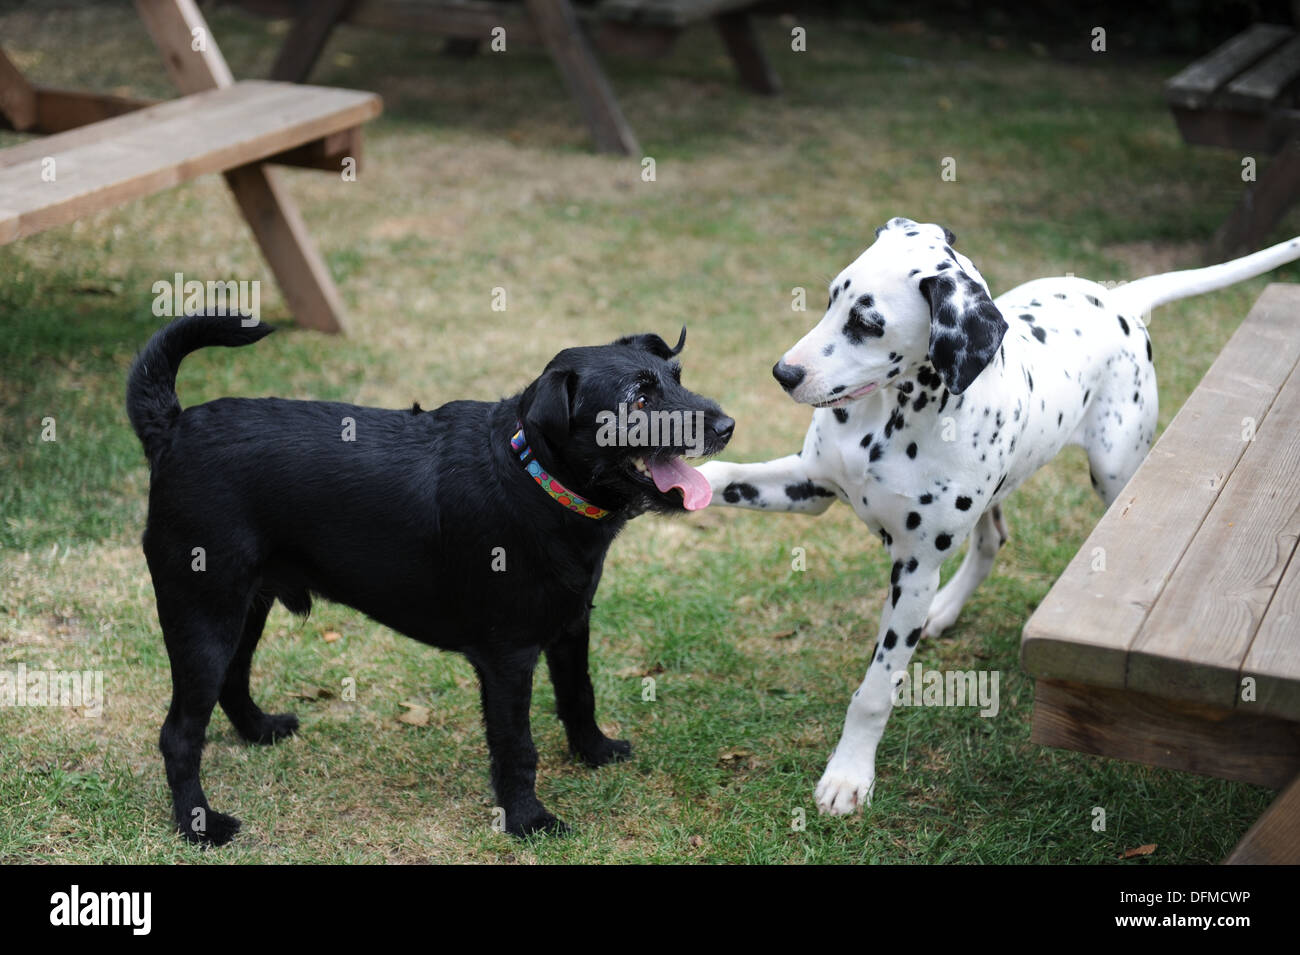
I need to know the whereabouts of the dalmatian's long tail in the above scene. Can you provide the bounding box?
[1110,236,1300,317]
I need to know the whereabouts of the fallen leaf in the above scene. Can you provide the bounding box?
[290,686,334,701]
[769,629,797,640]
[687,835,704,847]
[397,701,430,726]
[322,630,342,643]
[1121,844,1157,859]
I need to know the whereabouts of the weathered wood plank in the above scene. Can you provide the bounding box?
[1226,773,1300,863]
[1166,23,1292,109]
[1241,528,1300,722]
[524,0,640,156]
[0,82,379,240]
[1170,104,1300,154]
[1021,284,1300,688]
[135,0,236,95]
[1031,679,1300,789]
[270,0,356,83]
[714,10,778,95]
[1221,34,1300,111]
[1129,325,1300,707]
[0,48,37,131]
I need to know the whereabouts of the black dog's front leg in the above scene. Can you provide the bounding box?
[546,618,632,767]
[469,646,565,837]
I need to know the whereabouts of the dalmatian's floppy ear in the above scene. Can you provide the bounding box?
[919,271,1007,396]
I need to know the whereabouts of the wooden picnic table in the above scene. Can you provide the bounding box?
[1167,24,1300,260]
[0,0,382,333]
[229,0,779,156]
[1021,283,1300,864]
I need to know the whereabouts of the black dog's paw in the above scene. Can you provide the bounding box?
[178,809,242,847]
[576,737,632,768]
[506,808,571,838]
[249,712,299,745]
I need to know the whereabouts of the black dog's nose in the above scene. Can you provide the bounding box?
[772,361,806,392]
[712,416,735,441]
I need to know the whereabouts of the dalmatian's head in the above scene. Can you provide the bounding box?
[774,217,1008,407]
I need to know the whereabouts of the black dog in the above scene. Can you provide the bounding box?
[126,314,733,844]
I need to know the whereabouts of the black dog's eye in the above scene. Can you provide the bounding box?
[633,394,647,410]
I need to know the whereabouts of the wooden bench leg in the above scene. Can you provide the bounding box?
[270,0,356,83]
[523,0,640,156]
[1210,134,1300,261]
[1226,772,1300,864]
[0,48,38,131]
[136,0,348,332]
[714,11,779,95]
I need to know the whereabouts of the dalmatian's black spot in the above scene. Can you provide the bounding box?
[843,278,851,290]
[913,391,929,412]
[833,408,849,424]
[891,585,901,606]
[938,389,950,413]
[919,493,932,504]
[887,367,901,378]
[906,231,919,237]
[831,286,841,304]
[830,384,845,394]
[936,262,952,271]
[1054,292,1067,299]
[1146,337,1153,362]
[908,268,921,277]
[1133,391,1140,403]
[860,432,874,448]
[1117,315,1130,335]
[723,482,759,504]
[898,380,915,394]
[993,473,1007,495]
[1031,326,1047,344]
[1058,412,1063,425]
[935,533,952,551]
[1083,388,1091,405]
[1019,314,1035,324]
[869,443,884,462]
[785,481,835,501]
[906,512,921,530]
[1029,299,1042,307]
[955,496,972,510]
[891,560,902,584]
[916,365,933,389]
[907,557,918,573]
[883,628,899,649]
[906,442,917,458]
[905,627,922,647]
[889,352,902,363]
[823,343,836,357]
[881,530,893,547]
[843,295,885,344]
[898,390,910,407]
[1027,370,1034,391]
[1086,295,1103,308]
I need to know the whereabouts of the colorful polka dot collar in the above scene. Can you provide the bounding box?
[510,424,611,520]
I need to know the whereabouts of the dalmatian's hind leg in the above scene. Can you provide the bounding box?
[923,506,1008,638]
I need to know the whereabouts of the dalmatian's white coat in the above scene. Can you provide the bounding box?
[699,218,1300,816]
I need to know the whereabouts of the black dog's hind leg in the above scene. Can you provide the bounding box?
[546,618,631,767]
[157,601,247,847]
[469,646,565,837]
[219,592,299,744]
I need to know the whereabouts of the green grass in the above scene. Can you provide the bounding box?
[0,6,1289,863]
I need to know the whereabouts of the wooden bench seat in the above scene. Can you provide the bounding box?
[0,80,380,245]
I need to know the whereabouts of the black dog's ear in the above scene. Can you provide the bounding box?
[919,272,1007,396]
[615,326,686,359]
[524,367,574,447]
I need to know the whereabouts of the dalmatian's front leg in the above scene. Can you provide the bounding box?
[816,553,941,815]
[697,454,839,514]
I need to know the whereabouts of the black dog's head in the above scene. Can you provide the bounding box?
[517,328,734,515]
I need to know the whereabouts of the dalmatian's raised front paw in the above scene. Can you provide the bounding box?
[814,756,875,815]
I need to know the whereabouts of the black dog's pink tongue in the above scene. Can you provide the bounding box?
[649,457,712,510]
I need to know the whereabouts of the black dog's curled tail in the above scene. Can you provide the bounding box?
[126,314,274,467]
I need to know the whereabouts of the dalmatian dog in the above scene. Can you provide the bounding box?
[699,217,1300,816]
